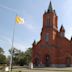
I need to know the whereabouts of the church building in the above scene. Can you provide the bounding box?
[32,2,72,67]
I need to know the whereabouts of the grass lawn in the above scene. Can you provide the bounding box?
[1,67,72,72]
[11,67,72,72]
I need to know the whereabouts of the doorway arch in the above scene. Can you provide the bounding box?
[45,55,51,67]
[66,57,71,67]
[34,57,40,66]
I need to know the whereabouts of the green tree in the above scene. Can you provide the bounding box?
[24,48,32,64]
[0,47,4,54]
[0,54,6,64]
[17,48,32,66]
[9,47,32,66]
[9,48,24,65]
[17,52,26,66]
[0,47,6,64]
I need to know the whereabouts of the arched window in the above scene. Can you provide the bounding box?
[45,33,49,42]
[46,18,50,28]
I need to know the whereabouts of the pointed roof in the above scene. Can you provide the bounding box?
[44,11,47,15]
[53,10,56,15]
[47,1,53,12]
[71,37,72,41]
[33,40,36,45]
[60,25,65,32]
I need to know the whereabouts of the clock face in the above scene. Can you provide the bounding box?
[45,33,49,42]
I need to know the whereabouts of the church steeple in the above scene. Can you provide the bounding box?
[71,37,72,41]
[60,25,65,32]
[42,1,58,41]
[47,1,53,12]
[60,25,65,37]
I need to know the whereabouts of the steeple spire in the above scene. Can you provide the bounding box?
[60,25,65,32]
[71,37,72,41]
[47,1,53,12]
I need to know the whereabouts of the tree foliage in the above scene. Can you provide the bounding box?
[9,47,32,66]
[0,54,6,64]
[0,47,6,64]
[24,48,32,64]
[0,47,4,54]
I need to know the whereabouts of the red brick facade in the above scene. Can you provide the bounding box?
[32,2,72,67]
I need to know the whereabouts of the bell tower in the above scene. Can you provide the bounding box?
[41,1,58,44]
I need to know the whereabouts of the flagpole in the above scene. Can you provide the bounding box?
[9,15,16,72]
[9,15,24,72]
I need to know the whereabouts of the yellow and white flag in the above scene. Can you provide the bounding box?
[16,16,24,24]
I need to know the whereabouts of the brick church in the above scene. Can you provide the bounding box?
[32,1,72,67]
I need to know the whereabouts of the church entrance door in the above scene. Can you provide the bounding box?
[45,55,51,67]
[34,57,40,66]
[66,57,71,67]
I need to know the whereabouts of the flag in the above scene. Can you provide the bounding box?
[16,16,24,24]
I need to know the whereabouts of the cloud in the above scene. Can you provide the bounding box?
[0,36,32,56]
[0,4,18,13]
[24,23,35,30]
[0,36,12,45]
[62,0,72,39]
[0,5,35,30]
[65,26,72,40]
[0,36,31,51]
[13,42,32,52]
[22,19,38,32]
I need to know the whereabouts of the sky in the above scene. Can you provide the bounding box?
[0,0,72,56]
